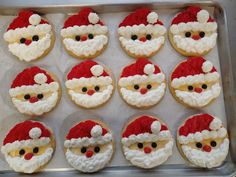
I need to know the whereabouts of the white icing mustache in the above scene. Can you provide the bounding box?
[182,138,229,168]
[63,35,108,57]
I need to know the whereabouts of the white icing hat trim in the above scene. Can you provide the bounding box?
[34,73,47,84]
[91,125,103,138]
[209,118,222,130]
[202,61,213,73]
[151,121,161,134]
[144,64,155,75]
[64,133,112,148]
[147,12,158,24]
[29,127,42,139]
[88,12,99,24]
[91,65,103,77]
[197,10,209,23]
[29,14,41,26]
[119,73,165,87]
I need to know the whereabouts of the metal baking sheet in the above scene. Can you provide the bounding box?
[0,1,235,176]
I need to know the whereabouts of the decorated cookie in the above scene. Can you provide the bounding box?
[64,120,114,173]
[1,120,55,173]
[118,58,166,108]
[118,8,166,58]
[65,60,114,108]
[121,115,173,168]
[9,66,61,116]
[177,114,229,168]
[170,57,221,108]
[169,6,217,56]
[3,11,54,62]
[61,8,108,59]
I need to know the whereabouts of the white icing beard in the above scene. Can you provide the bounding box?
[68,85,113,108]
[65,144,113,173]
[11,92,59,116]
[181,138,229,168]
[173,33,217,54]
[123,140,173,168]
[63,35,108,57]
[120,83,166,107]
[5,147,53,173]
[119,36,164,56]
[175,82,221,107]
[8,33,52,62]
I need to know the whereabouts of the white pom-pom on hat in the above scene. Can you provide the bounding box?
[29,127,42,139]
[91,65,104,77]
[202,61,213,73]
[144,64,155,75]
[29,14,41,26]
[209,118,222,130]
[197,10,209,23]
[147,12,158,24]
[34,73,47,84]
[151,121,161,134]
[88,12,99,24]
[91,125,103,138]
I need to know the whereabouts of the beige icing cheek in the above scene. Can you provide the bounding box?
[14,91,54,101]
[186,137,224,150]
[128,140,169,151]
[72,85,108,94]
[70,143,110,155]
[10,34,45,44]
[125,82,160,91]
[174,82,216,91]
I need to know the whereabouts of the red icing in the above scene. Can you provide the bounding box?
[3,120,51,145]
[11,66,54,88]
[171,6,215,25]
[66,120,108,140]
[122,116,168,138]
[171,57,217,80]
[63,8,104,28]
[120,58,161,78]
[67,60,109,80]
[179,114,215,136]
[7,10,48,31]
[119,8,163,27]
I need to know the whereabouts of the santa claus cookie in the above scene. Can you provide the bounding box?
[65,60,114,108]
[121,115,173,168]
[64,120,114,173]
[177,114,229,168]
[61,8,108,59]
[1,120,55,173]
[3,11,54,62]
[118,58,166,108]
[118,8,166,58]
[169,6,217,56]
[9,66,61,116]
[170,57,221,108]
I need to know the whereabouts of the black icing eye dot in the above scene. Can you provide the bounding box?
[19,149,25,155]
[20,38,26,43]
[199,31,205,38]
[131,35,138,40]
[88,33,94,39]
[137,143,143,149]
[37,94,44,99]
[24,94,31,100]
[151,142,157,148]
[32,35,39,41]
[33,147,39,154]
[82,87,87,92]
[196,142,202,148]
[75,35,80,41]
[210,141,217,147]
[185,32,191,38]
[81,147,87,153]
[202,84,207,89]
[146,34,152,40]
[94,146,100,153]
[94,86,100,92]
[188,85,194,91]
[147,84,152,90]
[134,85,139,90]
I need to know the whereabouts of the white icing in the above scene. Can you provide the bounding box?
[143,64,155,75]
[88,13,99,24]
[29,14,41,25]
[11,92,59,116]
[4,147,53,173]
[34,73,47,84]
[90,65,103,77]
[65,144,113,173]
[123,140,173,168]
[91,125,103,138]
[120,83,166,107]
[209,118,222,130]
[181,138,229,168]
[68,85,113,108]
[147,12,158,24]
[174,82,221,107]
[172,33,217,54]
[151,121,161,134]
[119,36,165,56]
[8,33,52,62]
[29,128,42,139]
[63,35,108,57]
[197,10,209,23]
[202,61,213,73]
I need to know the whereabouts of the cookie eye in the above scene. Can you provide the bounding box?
[19,149,25,155]
[88,34,94,39]
[20,38,26,43]
[32,35,39,41]
[134,85,139,90]
[94,86,100,92]
[131,35,138,40]
[151,142,157,148]
[82,87,87,92]
[210,141,217,147]
[196,142,202,148]
[94,146,100,153]
[146,34,152,40]
[185,32,191,38]
[33,147,39,154]
[37,94,44,99]
[75,35,80,41]
[81,147,87,153]
[24,94,31,100]
[202,84,207,89]
[199,31,205,38]
[146,84,152,90]
[137,143,143,149]
[188,85,194,91]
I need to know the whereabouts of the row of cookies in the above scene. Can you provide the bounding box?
[3,6,217,62]
[1,113,229,173]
